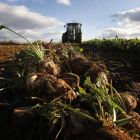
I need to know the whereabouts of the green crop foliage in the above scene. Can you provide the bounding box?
[78,76,135,127]
[0,25,45,62]
[82,35,140,52]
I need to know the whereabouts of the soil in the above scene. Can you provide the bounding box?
[76,126,135,140]
[0,44,140,140]
[81,46,140,95]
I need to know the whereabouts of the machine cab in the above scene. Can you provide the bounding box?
[65,22,82,36]
[62,21,82,44]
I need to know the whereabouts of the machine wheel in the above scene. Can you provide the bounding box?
[62,33,67,44]
[77,33,82,44]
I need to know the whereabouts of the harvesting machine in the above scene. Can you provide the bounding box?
[62,21,82,44]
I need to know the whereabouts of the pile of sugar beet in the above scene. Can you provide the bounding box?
[10,42,140,140]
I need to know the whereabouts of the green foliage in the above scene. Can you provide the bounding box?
[75,46,83,53]
[57,102,99,123]
[68,45,83,57]
[114,117,135,127]
[35,102,60,122]
[0,71,26,94]
[82,35,140,52]
[0,25,45,62]
[0,25,50,74]
[127,130,140,138]
[79,76,133,126]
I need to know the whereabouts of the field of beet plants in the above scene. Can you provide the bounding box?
[0,26,140,140]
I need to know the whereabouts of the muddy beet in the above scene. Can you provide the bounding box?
[64,58,91,75]
[26,73,77,100]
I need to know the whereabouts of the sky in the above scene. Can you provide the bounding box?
[1,0,140,42]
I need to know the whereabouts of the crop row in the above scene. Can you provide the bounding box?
[82,35,140,52]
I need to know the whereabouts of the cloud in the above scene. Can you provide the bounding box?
[0,2,63,30]
[111,19,116,22]
[33,0,45,3]
[0,29,64,42]
[56,0,71,6]
[111,7,140,27]
[7,0,18,2]
[99,7,140,39]
[0,2,64,42]
[82,36,92,41]
[93,26,100,29]
[99,26,140,39]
